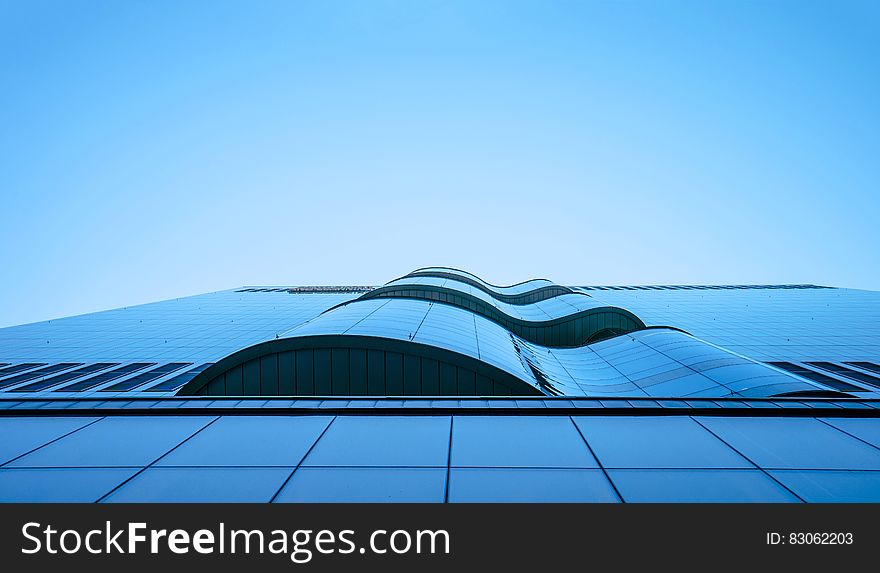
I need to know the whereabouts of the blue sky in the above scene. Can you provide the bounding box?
[1,0,878,327]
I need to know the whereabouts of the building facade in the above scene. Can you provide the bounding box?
[0,267,879,502]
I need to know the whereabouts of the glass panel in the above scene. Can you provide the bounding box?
[303,416,450,467]
[56,363,156,392]
[10,363,118,393]
[103,467,291,502]
[642,374,720,397]
[768,470,880,502]
[0,363,46,377]
[767,362,863,392]
[156,416,333,466]
[0,468,137,502]
[806,361,880,389]
[8,416,214,467]
[0,363,82,390]
[696,417,880,470]
[0,416,99,465]
[608,469,799,502]
[820,418,880,449]
[100,363,191,392]
[451,416,597,468]
[275,467,446,502]
[448,468,618,502]
[145,363,214,392]
[573,416,752,468]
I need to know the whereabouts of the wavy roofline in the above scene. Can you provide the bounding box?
[350,283,646,346]
[408,266,556,289]
[401,267,585,304]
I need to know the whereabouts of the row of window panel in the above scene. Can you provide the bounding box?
[0,362,212,394]
[580,284,832,291]
[3,466,880,502]
[768,362,878,392]
[4,397,875,415]
[0,363,83,390]
[3,357,879,398]
[4,415,879,472]
[0,363,46,377]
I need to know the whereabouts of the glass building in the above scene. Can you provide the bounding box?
[1,267,879,502]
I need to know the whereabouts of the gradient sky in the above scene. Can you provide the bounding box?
[1,0,878,328]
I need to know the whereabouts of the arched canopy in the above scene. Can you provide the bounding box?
[177,334,546,397]
[402,266,578,304]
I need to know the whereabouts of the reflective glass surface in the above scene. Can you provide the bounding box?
[406,267,558,297]
[302,416,451,467]
[0,468,137,502]
[8,416,214,467]
[451,416,598,468]
[103,467,291,503]
[156,416,332,466]
[276,467,447,503]
[448,468,619,502]
[696,417,880,470]
[587,286,880,364]
[573,416,752,468]
[3,282,877,399]
[767,470,880,502]
[0,414,875,502]
[0,416,99,464]
[378,276,606,321]
[0,273,879,503]
[608,469,799,502]
[820,417,880,448]
[0,290,353,396]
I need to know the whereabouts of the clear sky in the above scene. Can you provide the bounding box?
[1,0,878,328]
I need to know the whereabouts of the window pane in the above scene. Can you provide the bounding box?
[449,468,618,502]
[0,468,137,502]
[303,416,450,467]
[696,417,880,470]
[608,469,799,502]
[820,418,880,449]
[573,416,751,468]
[768,470,880,503]
[0,417,99,465]
[103,467,291,503]
[8,416,214,467]
[275,467,446,502]
[156,416,332,467]
[452,416,597,468]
